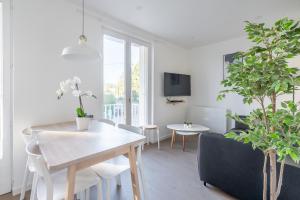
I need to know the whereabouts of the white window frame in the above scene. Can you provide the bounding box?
[102,28,153,125]
[0,0,12,195]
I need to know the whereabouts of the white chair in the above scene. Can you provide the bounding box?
[20,128,36,200]
[98,119,115,126]
[91,124,146,200]
[26,142,103,200]
[20,128,66,200]
[141,125,160,150]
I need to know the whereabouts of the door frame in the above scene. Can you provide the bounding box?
[102,28,152,125]
[0,0,12,195]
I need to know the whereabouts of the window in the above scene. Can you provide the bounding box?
[103,31,151,126]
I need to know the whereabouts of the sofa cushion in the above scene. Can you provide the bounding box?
[235,115,249,130]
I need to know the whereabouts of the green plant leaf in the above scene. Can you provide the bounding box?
[289,151,300,162]
[76,107,86,118]
[218,17,300,164]
[225,132,237,139]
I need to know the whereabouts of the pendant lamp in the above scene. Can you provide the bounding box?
[62,0,100,61]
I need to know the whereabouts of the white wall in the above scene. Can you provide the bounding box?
[189,37,252,113]
[12,0,189,193]
[153,42,189,140]
[12,0,103,193]
[189,37,300,130]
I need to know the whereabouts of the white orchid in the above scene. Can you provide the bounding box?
[56,89,63,99]
[65,79,72,85]
[81,91,91,96]
[73,76,81,84]
[56,89,63,96]
[70,76,81,90]
[60,79,72,92]
[72,90,82,97]
[70,82,76,90]
[85,91,93,97]
[56,76,96,117]
[59,81,66,92]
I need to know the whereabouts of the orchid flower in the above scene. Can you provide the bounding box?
[56,76,96,117]
[72,90,81,97]
[73,76,81,84]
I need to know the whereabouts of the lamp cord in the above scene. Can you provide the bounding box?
[82,0,85,36]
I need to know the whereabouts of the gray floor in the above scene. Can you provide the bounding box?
[0,137,235,200]
[91,137,235,200]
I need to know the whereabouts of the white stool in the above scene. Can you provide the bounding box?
[141,125,160,150]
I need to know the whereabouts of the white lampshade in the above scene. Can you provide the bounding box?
[62,35,100,62]
[62,45,100,62]
[61,0,101,62]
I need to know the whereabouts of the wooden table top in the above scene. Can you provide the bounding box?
[31,120,145,171]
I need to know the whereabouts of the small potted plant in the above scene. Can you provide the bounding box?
[56,76,96,130]
[184,121,193,128]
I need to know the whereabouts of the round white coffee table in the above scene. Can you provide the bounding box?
[167,124,210,151]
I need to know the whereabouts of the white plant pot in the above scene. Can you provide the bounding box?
[76,117,91,131]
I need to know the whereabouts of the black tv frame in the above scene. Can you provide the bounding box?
[164,72,191,97]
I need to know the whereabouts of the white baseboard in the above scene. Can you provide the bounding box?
[159,133,172,141]
[12,184,31,196]
[147,132,171,143]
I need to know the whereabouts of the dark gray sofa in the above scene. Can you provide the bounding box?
[197,132,300,200]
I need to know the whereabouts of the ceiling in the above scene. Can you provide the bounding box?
[76,0,300,48]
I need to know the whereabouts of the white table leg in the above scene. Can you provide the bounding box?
[106,179,111,200]
[142,128,145,150]
[20,160,30,200]
[85,188,90,200]
[116,175,122,186]
[97,180,103,200]
[30,173,39,200]
[147,130,150,145]
[157,128,160,150]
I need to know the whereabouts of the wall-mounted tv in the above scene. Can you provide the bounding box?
[164,72,191,96]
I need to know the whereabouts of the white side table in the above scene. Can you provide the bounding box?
[141,125,160,150]
[167,124,210,151]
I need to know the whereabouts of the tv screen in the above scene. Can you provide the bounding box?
[164,72,191,96]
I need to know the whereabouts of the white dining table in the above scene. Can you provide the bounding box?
[31,120,145,200]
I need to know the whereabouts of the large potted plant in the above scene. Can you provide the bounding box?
[56,76,96,130]
[218,18,300,200]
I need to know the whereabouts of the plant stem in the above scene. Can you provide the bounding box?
[269,150,277,200]
[263,152,268,200]
[275,159,285,199]
[76,83,84,110]
[269,92,278,200]
[271,93,276,114]
[293,85,295,103]
[79,96,83,110]
[259,97,270,133]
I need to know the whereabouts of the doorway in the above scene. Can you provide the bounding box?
[102,32,151,126]
[0,0,12,195]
